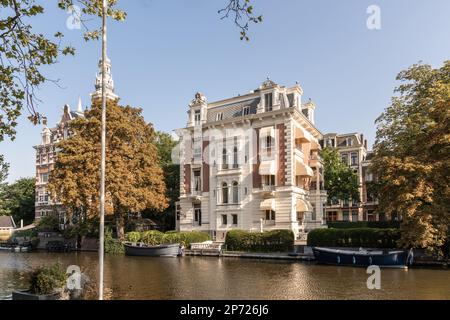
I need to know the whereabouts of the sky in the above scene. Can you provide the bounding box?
[1,0,450,183]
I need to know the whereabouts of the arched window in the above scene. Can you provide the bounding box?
[222,182,228,204]
[232,181,239,203]
[222,148,228,169]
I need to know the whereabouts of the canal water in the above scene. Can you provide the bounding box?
[0,251,448,300]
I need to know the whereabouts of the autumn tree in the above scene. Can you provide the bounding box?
[321,147,360,204]
[48,99,168,239]
[371,61,450,253]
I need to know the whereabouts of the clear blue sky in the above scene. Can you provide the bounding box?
[2,0,450,183]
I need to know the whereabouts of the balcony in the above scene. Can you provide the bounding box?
[261,184,275,197]
[294,146,304,160]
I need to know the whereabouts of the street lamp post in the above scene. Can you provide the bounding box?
[99,0,108,301]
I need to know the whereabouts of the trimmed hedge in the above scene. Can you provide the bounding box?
[307,228,401,248]
[327,221,401,229]
[124,230,210,247]
[225,229,294,252]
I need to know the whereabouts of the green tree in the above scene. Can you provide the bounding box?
[321,147,360,204]
[0,177,35,224]
[142,131,180,231]
[48,99,168,239]
[0,155,8,183]
[371,61,450,253]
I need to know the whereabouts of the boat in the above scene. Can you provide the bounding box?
[123,242,182,257]
[312,247,412,268]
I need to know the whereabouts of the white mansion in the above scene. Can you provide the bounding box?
[175,79,328,240]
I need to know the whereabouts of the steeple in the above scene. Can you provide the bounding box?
[91,55,118,102]
[77,96,83,113]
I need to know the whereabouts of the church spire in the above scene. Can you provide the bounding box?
[77,96,83,113]
[91,55,118,102]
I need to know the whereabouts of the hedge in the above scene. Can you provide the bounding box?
[225,229,294,252]
[326,221,401,229]
[307,228,401,248]
[124,230,210,248]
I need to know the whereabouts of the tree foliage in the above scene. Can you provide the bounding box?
[321,147,360,203]
[48,99,168,239]
[371,61,450,252]
[0,155,8,183]
[0,177,35,224]
[142,131,179,231]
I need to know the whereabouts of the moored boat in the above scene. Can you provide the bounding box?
[313,247,412,268]
[124,242,182,257]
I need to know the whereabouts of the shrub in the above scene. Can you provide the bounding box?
[225,229,294,252]
[104,228,124,254]
[36,215,60,232]
[326,221,401,229]
[141,230,165,245]
[125,231,141,243]
[307,228,401,248]
[29,263,67,295]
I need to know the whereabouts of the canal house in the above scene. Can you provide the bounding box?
[175,79,328,240]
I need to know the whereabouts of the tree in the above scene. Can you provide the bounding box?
[0,155,8,183]
[0,0,260,145]
[371,61,450,253]
[48,99,168,239]
[0,177,35,224]
[321,147,360,204]
[142,131,180,231]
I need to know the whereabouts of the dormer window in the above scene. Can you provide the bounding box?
[264,93,273,112]
[194,110,201,126]
[216,112,223,121]
[347,138,353,146]
[242,106,250,116]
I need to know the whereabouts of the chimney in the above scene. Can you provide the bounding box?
[364,139,367,150]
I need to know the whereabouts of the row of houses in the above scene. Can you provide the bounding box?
[32,58,380,240]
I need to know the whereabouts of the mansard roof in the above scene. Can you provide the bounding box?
[207,97,260,122]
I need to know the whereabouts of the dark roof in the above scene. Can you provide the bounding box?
[0,216,15,228]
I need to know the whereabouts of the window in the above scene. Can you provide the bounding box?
[351,153,358,166]
[194,110,201,125]
[176,204,181,221]
[232,181,239,203]
[222,182,229,204]
[326,138,335,147]
[341,154,348,165]
[265,210,276,221]
[343,210,349,221]
[352,210,358,222]
[40,173,49,183]
[347,138,353,146]
[244,187,248,195]
[193,139,202,159]
[193,169,201,193]
[244,136,249,164]
[221,214,227,226]
[327,211,338,221]
[232,214,238,226]
[194,204,202,226]
[242,106,250,116]
[264,93,273,111]
[263,175,275,186]
[216,112,223,121]
[233,146,238,168]
[222,148,228,169]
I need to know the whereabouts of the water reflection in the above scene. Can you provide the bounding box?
[0,252,448,300]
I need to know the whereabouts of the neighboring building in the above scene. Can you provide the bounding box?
[321,133,380,221]
[175,79,327,240]
[0,216,16,241]
[33,57,118,224]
